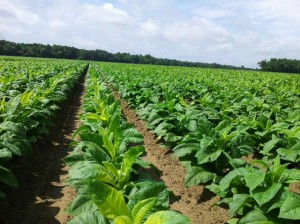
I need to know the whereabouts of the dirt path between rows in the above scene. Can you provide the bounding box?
[0,71,86,224]
[112,90,229,224]
[0,66,227,224]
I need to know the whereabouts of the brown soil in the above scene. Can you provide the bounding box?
[112,90,229,224]
[0,73,86,224]
[0,68,229,224]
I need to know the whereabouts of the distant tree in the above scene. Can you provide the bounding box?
[0,40,253,70]
[258,58,300,73]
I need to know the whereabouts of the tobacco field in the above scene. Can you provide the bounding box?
[0,57,299,224]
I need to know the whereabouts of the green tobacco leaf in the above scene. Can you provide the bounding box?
[229,158,246,169]
[273,163,289,183]
[251,160,269,170]
[69,210,109,224]
[281,169,300,183]
[218,167,248,192]
[144,211,191,224]
[153,122,173,136]
[196,149,223,165]
[79,132,103,148]
[206,183,224,197]
[215,120,231,132]
[227,218,239,224]
[127,181,169,211]
[72,125,91,139]
[173,142,199,158]
[291,142,300,151]
[245,172,265,192]
[188,120,197,132]
[90,181,129,219]
[123,128,143,143]
[132,197,157,224]
[200,137,214,151]
[277,148,299,163]
[83,113,102,121]
[114,216,133,224]
[0,148,12,165]
[239,209,275,224]
[262,135,281,155]
[229,194,251,217]
[65,141,110,166]
[102,161,118,178]
[0,165,18,187]
[108,114,122,139]
[121,146,144,176]
[66,187,95,215]
[100,128,117,160]
[279,193,300,220]
[97,166,117,187]
[0,121,26,135]
[163,132,182,143]
[184,166,215,186]
[68,161,101,180]
[0,142,21,155]
[252,183,282,207]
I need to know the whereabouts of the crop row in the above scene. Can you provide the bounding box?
[65,64,190,223]
[0,57,88,197]
[94,62,300,223]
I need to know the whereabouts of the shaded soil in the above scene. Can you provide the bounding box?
[112,90,229,224]
[0,67,229,224]
[0,72,86,224]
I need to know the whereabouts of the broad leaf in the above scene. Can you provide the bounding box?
[252,183,282,207]
[173,142,199,158]
[245,172,265,192]
[281,169,300,183]
[262,135,281,155]
[114,216,133,224]
[90,181,129,219]
[277,148,300,163]
[0,148,12,165]
[144,211,191,224]
[229,194,251,217]
[132,197,157,224]
[66,187,95,215]
[184,166,215,186]
[127,181,169,211]
[69,210,109,224]
[239,209,274,224]
[0,165,18,187]
[279,193,300,220]
[163,132,182,143]
[121,146,144,176]
[196,149,222,165]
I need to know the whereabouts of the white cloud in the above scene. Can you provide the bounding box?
[0,0,40,25]
[49,20,67,29]
[0,0,300,67]
[163,18,230,44]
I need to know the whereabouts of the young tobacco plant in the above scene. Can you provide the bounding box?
[207,156,300,223]
[66,65,190,223]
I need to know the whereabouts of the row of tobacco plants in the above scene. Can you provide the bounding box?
[95,62,300,223]
[64,64,190,223]
[0,57,87,197]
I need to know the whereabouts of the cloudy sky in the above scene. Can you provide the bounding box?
[1,0,300,68]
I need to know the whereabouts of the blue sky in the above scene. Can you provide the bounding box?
[1,0,300,68]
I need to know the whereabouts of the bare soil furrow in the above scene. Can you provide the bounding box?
[0,71,86,224]
[112,89,229,224]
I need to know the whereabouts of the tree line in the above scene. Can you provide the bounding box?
[258,58,300,73]
[0,40,246,69]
